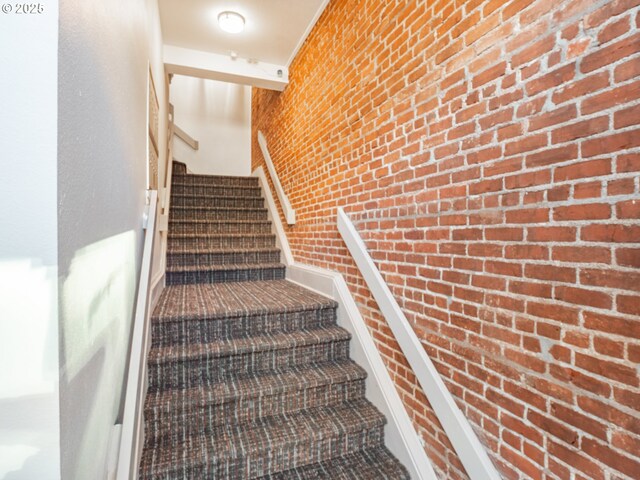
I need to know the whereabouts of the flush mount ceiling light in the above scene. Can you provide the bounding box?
[218,11,245,34]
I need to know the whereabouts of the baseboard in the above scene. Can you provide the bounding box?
[287,263,438,480]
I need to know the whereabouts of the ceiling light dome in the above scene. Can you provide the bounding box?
[218,11,245,34]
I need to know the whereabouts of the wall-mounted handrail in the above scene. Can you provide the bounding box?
[337,207,501,480]
[116,190,158,480]
[174,124,199,151]
[257,130,295,225]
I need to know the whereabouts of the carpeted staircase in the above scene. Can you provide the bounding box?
[139,161,410,479]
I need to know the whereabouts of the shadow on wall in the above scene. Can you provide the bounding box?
[57,230,137,479]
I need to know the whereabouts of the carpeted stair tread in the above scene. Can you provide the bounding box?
[152,280,337,323]
[166,264,286,285]
[171,206,269,221]
[167,220,273,236]
[167,246,281,255]
[139,399,385,478]
[148,325,351,364]
[167,232,275,239]
[166,248,281,268]
[258,447,410,480]
[173,172,258,184]
[172,205,268,213]
[172,192,261,199]
[167,232,277,249]
[169,218,271,225]
[172,182,262,192]
[171,194,265,209]
[166,262,285,273]
[144,360,366,419]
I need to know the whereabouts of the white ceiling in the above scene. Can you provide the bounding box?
[159,0,329,67]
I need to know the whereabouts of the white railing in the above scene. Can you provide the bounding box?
[116,190,158,480]
[174,123,199,151]
[257,131,295,225]
[337,207,501,480]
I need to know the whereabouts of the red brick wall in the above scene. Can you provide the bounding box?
[252,1,640,478]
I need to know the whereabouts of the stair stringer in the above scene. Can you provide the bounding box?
[253,167,437,480]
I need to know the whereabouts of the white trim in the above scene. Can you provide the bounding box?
[106,425,122,480]
[252,166,294,266]
[164,45,288,92]
[173,124,199,151]
[257,172,436,480]
[287,264,438,480]
[257,131,296,225]
[286,0,331,67]
[116,190,158,480]
[337,208,501,480]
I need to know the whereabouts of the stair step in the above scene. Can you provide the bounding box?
[147,325,351,391]
[145,360,367,429]
[171,194,265,209]
[140,165,409,478]
[259,447,410,480]
[166,262,285,285]
[139,399,385,479]
[167,233,277,249]
[169,219,272,235]
[171,206,269,221]
[171,183,262,198]
[167,247,281,268]
[173,172,259,187]
[172,161,187,175]
[151,280,337,347]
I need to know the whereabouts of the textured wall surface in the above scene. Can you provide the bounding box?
[252,0,640,478]
[57,0,166,478]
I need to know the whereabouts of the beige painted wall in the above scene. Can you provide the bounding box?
[171,75,252,176]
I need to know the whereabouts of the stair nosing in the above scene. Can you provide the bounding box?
[165,262,285,273]
[173,173,258,181]
[153,288,338,323]
[144,360,366,411]
[171,206,268,212]
[141,399,385,473]
[169,219,272,224]
[167,247,281,255]
[152,301,337,323]
[172,181,260,188]
[148,325,351,364]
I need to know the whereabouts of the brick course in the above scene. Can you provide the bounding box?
[252,0,640,478]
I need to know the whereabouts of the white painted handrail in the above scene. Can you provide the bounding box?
[174,124,199,151]
[252,166,294,266]
[257,130,295,225]
[337,207,500,480]
[116,190,158,480]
